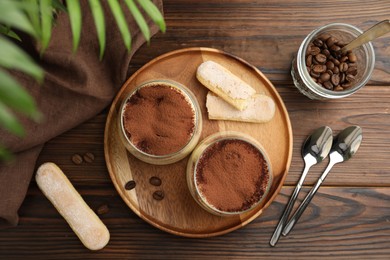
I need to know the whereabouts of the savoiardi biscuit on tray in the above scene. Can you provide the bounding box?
[206,92,275,123]
[196,60,256,110]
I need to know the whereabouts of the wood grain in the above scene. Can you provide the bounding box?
[104,48,292,237]
[1,0,390,258]
[0,185,388,259]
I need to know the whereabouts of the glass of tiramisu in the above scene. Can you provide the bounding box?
[119,79,202,165]
[186,131,273,216]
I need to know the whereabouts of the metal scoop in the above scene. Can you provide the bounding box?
[282,126,363,236]
[269,126,333,246]
[340,19,390,54]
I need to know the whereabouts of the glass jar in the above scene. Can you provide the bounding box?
[291,23,375,100]
[186,131,273,216]
[119,79,202,165]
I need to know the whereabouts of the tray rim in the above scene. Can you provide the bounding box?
[104,47,293,237]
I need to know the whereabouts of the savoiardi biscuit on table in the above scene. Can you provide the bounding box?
[196,60,256,110]
[36,162,110,250]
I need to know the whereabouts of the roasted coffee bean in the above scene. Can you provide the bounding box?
[312,64,327,73]
[330,44,341,52]
[319,33,331,41]
[320,72,331,82]
[310,70,320,78]
[342,82,353,89]
[332,58,340,66]
[340,73,346,83]
[149,176,162,186]
[306,34,358,91]
[326,36,338,47]
[83,152,95,163]
[321,49,331,57]
[332,66,340,74]
[326,60,334,70]
[331,74,340,86]
[340,55,349,62]
[346,74,355,82]
[340,62,348,72]
[309,46,321,55]
[348,53,357,62]
[306,55,313,66]
[323,81,333,90]
[315,54,327,64]
[338,42,346,48]
[71,154,83,165]
[125,180,136,190]
[313,38,323,47]
[312,58,320,65]
[96,204,109,215]
[153,190,164,201]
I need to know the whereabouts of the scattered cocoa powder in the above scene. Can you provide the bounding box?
[196,139,270,212]
[123,84,195,155]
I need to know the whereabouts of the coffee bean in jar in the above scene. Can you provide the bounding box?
[291,23,375,100]
[306,34,358,91]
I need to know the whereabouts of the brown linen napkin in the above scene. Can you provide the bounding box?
[0,0,163,228]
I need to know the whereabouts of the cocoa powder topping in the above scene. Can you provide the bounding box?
[196,139,270,212]
[123,84,195,155]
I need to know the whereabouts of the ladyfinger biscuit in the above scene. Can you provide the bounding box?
[196,60,256,110]
[206,92,275,123]
[36,162,110,250]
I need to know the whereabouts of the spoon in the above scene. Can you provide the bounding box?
[340,19,390,54]
[282,126,363,236]
[269,126,333,247]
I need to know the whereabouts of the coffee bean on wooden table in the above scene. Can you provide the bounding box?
[125,180,136,190]
[83,152,95,163]
[149,176,162,186]
[96,204,109,215]
[153,190,164,201]
[71,154,83,165]
[305,34,358,91]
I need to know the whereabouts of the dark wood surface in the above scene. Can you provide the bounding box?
[1,0,389,259]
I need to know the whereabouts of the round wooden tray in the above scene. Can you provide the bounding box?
[104,47,293,237]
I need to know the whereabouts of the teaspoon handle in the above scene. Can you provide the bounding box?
[269,160,314,246]
[269,182,302,246]
[341,19,390,53]
[282,155,341,236]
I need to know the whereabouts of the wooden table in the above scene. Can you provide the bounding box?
[1,0,389,259]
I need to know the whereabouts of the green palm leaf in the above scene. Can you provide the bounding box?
[0,25,21,41]
[0,69,41,121]
[66,0,82,53]
[0,0,38,38]
[52,0,67,13]
[40,0,53,54]
[24,0,41,38]
[0,36,44,82]
[88,0,106,59]
[124,0,150,42]
[0,101,25,137]
[136,0,166,33]
[107,0,131,51]
[0,145,12,161]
